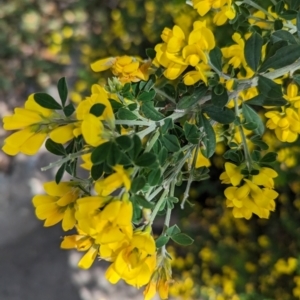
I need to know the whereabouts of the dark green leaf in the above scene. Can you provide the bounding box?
[260,152,278,163]
[243,122,258,130]
[250,135,269,150]
[259,44,300,72]
[298,11,300,38]
[131,176,147,193]
[45,138,66,156]
[146,48,156,60]
[91,142,112,165]
[90,103,106,117]
[118,107,138,120]
[148,168,162,186]
[127,103,138,111]
[57,77,68,106]
[223,149,243,164]
[110,99,123,110]
[209,47,223,72]
[135,152,157,167]
[128,135,142,159]
[212,84,228,108]
[242,104,265,136]
[34,93,62,110]
[184,122,200,144]
[116,135,133,151]
[203,105,235,124]
[251,150,261,161]
[137,89,156,102]
[158,148,168,165]
[161,118,174,134]
[63,103,75,117]
[274,19,283,30]
[143,74,156,92]
[55,163,66,184]
[257,75,283,98]
[177,86,207,109]
[107,143,122,166]
[161,134,181,152]
[141,101,164,121]
[280,9,297,20]
[245,32,263,71]
[171,233,194,246]
[198,113,216,158]
[91,164,104,180]
[271,30,297,44]
[155,236,169,248]
[246,94,288,106]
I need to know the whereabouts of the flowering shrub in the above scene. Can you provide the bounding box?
[2,0,300,299]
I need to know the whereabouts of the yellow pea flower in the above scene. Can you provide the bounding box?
[219,162,244,186]
[105,230,156,288]
[95,165,131,196]
[91,55,150,83]
[32,181,80,231]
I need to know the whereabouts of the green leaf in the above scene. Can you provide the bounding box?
[117,107,138,120]
[166,224,181,237]
[184,122,200,144]
[91,142,112,165]
[91,164,104,181]
[34,93,62,110]
[171,233,194,246]
[45,138,66,156]
[280,9,297,20]
[110,99,123,110]
[146,48,156,60]
[242,104,265,136]
[271,30,297,44]
[63,103,75,117]
[259,44,300,72]
[141,101,164,121]
[212,84,228,108]
[57,77,68,107]
[294,74,300,86]
[250,135,269,150]
[131,176,147,193]
[148,168,162,186]
[246,94,288,106]
[55,163,66,184]
[223,149,243,164]
[137,89,156,102]
[143,74,156,92]
[115,135,133,151]
[260,152,278,163]
[161,134,181,152]
[161,118,174,134]
[90,103,106,117]
[135,152,157,167]
[297,11,300,38]
[243,122,258,130]
[244,32,263,71]
[107,143,122,166]
[203,105,235,124]
[198,113,216,158]
[177,86,207,109]
[132,195,154,209]
[209,47,223,72]
[257,75,283,98]
[155,236,169,248]
[251,150,261,161]
[128,135,142,159]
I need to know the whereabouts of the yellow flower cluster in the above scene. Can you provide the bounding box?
[91,55,151,83]
[154,21,215,84]
[191,0,236,25]
[265,83,300,142]
[220,162,279,219]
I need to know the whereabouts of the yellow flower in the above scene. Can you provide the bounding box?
[95,165,131,196]
[251,167,278,189]
[91,55,150,83]
[275,257,298,275]
[105,230,156,288]
[32,181,80,230]
[213,1,236,26]
[2,94,56,155]
[265,107,300,142]
[219,162,244,186]
[284,82,300,108]
[61,228,99,269]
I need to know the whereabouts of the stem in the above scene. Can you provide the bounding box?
[233,97,253,171]
[155,88,176,104]
[41,149,90,171]
[149,188,169,224]
[145,129,160,152]
[181,144,198,209]
[115,120,154,126]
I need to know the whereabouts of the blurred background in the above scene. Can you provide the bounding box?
[1,0,300,299]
